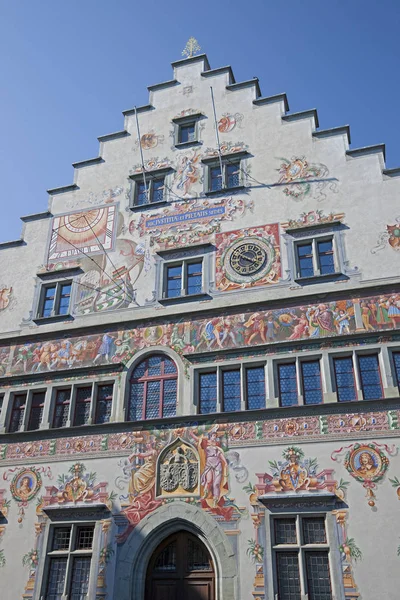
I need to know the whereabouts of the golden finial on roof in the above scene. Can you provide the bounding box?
[182,37,201,58]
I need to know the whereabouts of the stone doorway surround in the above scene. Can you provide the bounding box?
[114,502,237,600]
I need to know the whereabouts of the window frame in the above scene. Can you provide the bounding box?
[94,381,114,424]
[27,390,46,431]
[40,521,98,600]
[52,387,72,429]
[173,114,203,148]
[332,355,358,402]
[300,359,324,406]
[128,355,178,421]
[205,158,243,194]
[37,280,73,320]
[392,350,400,390]
[294,235,337,280]
[162,257,204,300]
[357,352,383,400]
[8,392,28,433]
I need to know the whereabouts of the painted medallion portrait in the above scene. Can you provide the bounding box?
[345,444,388,482]
[10,468,42,502]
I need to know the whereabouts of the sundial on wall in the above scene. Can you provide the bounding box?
[222,236,276,284]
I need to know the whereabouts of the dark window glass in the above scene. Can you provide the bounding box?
[179,123,196,143]
[129,355,177,421]
[70,556,91,600]
[305,552,332,600]
[136,181,148,206]
[53,389,71,428]
[0,394,3,420]
[276,552,301,600]
[226,162,240,188]
[301,360,323,405]
[58,284,71,315]
[42,285,56,317]
[186,262,202,295]
[187,538,213,571]
[222,369,241,412]
[74,386,92,426]
[46,557,68,600]
[9,393,27,432]
[333,357,357,402]
[394,352,400,388]
[199,372,217,414]
[95,384,113,424]
[155,541,177,572]
[358,354,382,400]
[27,391,45,431]
[297,243,314,278]
[152,178,164,203]
[275,518,297,544]
[246,366,265,410]
[166,265,182,298]
[302,518,327,545]
[52,527,71,551]
[76,526,94,550]
[278,363,298,407]
[317,239,335,275]
[210,166,222,191]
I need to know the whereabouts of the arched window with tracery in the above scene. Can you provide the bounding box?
[129,354,178,421]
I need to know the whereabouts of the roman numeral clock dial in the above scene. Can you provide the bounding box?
[221,236,276,285]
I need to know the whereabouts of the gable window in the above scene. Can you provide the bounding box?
[179,122,196,144]
[333,356,357,402]
[197,363,266,414]
[42,524,95,600]
[129,355,177,421]
[271,515,333,600]
[207,160,241,193]
[357,354,383,399]
[9,393,27,432]
[27,391,45,431]
[52,388,71,428]
[135,175,165,206]
[173,114,203,148]
[295,238,335,279]
[38,281,72,319]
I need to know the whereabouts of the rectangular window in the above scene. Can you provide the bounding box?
[9,393,27,432]
[52,388,71,428]
[246,366,265,410]
[73,386,92,426]
[333,357,357,402]
[358,354,383,400]
[27,391,45,431]
[222,369,241,412]
[199,372,217,414]
[178,122,196,144]
[392,352,400,389]
[207,160,241,192]
[295,237,335,279]
[0,394,3,421]
[43,524,94,600]
[301,360,323,405]
[272,515,332,600]
[135,175,165,206]
[278,363,298,407]
[95,384,113,424]
[165,260,203,298]
[38,281,72,318]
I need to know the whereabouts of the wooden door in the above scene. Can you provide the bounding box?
[145,531,215,600]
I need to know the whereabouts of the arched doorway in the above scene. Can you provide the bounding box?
[145,530,215,600]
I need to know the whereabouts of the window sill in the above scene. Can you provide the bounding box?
[33,314,74,325]
[204,185,245,197]
[175,140,202,149]
[294,272,345,284]
[130,200,169,212]
[158,292,211,305]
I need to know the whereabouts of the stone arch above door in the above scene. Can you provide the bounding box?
[114,502,237,600]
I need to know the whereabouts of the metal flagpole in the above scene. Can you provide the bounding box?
[210,86,225,189]
[134,106,148,201]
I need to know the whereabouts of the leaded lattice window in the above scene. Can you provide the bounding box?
[129,355,177,421]
[357,354,383,400]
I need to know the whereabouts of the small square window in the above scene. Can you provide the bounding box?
[274,518,297,544]
[179,122,196,144]
[38,281,72,319]
[295,236,336,280]
[134,175,165,207]
[206,160,242,193]
[302,517,327,544]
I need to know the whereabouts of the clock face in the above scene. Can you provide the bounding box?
[229,242,267,275]
[221,236,277,284]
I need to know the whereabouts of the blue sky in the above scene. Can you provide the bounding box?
[1,0,399,242]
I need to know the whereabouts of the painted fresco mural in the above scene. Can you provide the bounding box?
[64,186,124,210]
[218,113,244,132]
[371,216,400,254]
[281,209,344,230]
[215,223,281,291]
[4,466,52,524]
[332,441,396,507]
[131,196,254,248]
[0,286,14,312]
[47,205,118,264]
[3,291,400,376]
[0,489,9,568]
[135,131,164,150]
[275,156,339,201]
[203,140,248,158]
[171,150,201,199]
